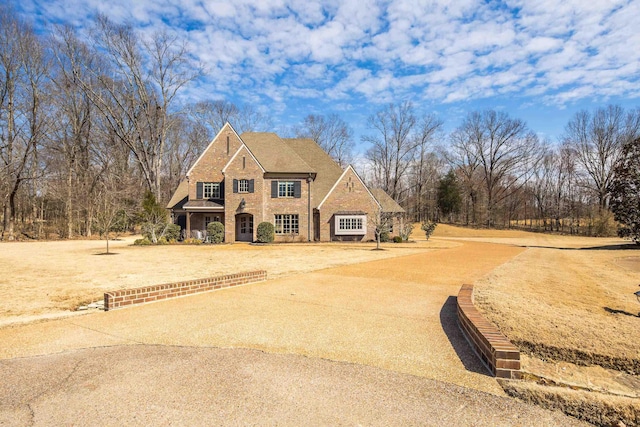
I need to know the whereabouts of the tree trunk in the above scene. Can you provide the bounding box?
[66,167,74,239]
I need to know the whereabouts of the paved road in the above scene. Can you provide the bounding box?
[1,346,587,426]
[0,240,588,425]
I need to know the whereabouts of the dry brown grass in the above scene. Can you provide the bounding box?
[500,379,639,427]
[472,242,640,372]
[0,236,441,327]
[433,223,640,425]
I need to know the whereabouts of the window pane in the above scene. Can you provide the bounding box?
[336,215,366,235]
[203,182,220,198]
[278,181,295,197]
[275,214,299,234]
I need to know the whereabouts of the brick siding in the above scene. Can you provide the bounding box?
[188,126,242,200]
[318,168,379,241]
[223,146,267,242]
[457,284,521,379]
[104,270,267,311]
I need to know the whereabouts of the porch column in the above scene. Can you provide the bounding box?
[186,212,191,239]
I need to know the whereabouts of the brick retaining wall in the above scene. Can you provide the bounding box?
[457,284,521,379]
[104,270,267,311]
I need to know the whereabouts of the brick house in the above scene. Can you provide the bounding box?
[167,123,404,242]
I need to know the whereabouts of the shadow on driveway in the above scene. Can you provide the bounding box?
[439,295,490,376]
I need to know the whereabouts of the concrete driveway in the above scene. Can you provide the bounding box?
[0,240,588,425]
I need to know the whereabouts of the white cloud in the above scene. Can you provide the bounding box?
[13,0,640,139]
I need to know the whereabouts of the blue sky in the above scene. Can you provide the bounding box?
[14,0,640,150]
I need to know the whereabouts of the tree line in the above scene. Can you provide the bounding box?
[360,102,640,239]
[1,7,639,241]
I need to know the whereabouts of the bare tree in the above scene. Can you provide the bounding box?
[446,127,482,225]
[450,110,541,227]
[162,114,209,201]
[363,101,418,202]
[76,15,198,201]
[294,113,354,167]
[408,114,443,221]
[189,100,272,137]
[368,205,392,250]
[48,26,100,238]
[0,7,50,240]
[529,143,556,230]
[564,105,640,210]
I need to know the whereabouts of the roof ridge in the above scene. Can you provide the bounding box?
[239,131,315,173]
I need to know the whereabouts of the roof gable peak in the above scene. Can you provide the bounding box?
[186,122,242,177]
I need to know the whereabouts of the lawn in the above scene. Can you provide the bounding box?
[0,236,440,327]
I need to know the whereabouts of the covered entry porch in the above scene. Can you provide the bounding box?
[183,200,225,241]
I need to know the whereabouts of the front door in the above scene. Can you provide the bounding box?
[236,214,254,242]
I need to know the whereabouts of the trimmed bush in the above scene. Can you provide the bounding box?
[207,221,225,244]
[134,237,152,246]
[256,222,274,243]
[393,235,403,243]
[183,238,203,245]
[378,229,390,243]
[165,223,181,241]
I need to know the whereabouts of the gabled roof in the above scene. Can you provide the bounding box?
[222,140,266,174]
[240,132,315,174]
[187,122,242,177]
[369,188,406,213]
[282,137,343,205]
[167,179,188,209]
[317,165,381,211]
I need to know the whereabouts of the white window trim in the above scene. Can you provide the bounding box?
[203,182,220,199]
[278,181,295,198]
[335,214,367,236]
[238,179,249,193]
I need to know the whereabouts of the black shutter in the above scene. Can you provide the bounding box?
[294,181,301,198]
[219,181,224,198]
[196,182,203,199]
[233,179,238,193]
[248,179,255,193]
[271,181,278,198]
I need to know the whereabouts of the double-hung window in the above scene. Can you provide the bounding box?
[335,214,367,235]
[203,182,220,199]
[271,181,301,198]
[274,214,299,235]
[238,179,249,193]
[278,181,295,198]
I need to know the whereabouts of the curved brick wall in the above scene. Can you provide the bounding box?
[457,284,521,379]
[104,270,267,311]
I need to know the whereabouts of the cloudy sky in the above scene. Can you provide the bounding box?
[14,0,640,148]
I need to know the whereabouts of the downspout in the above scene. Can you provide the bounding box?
[307,174,312,242]
[186,175,191,239]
